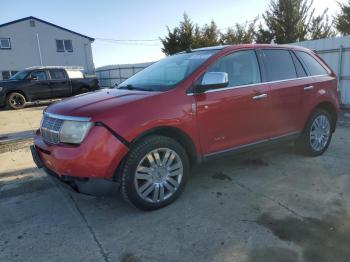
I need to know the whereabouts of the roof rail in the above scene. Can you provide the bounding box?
[25,66,84,70]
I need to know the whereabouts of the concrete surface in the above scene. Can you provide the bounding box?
[0,114,350,262]
[0,105,48,153]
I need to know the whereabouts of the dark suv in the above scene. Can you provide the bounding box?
[31,44,340,210]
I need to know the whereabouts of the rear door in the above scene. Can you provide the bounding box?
[195,49,271,155]
[26,70,51,100]
[48,69,71,98]
[259,49,311,138]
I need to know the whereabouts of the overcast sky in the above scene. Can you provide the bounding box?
[0,0,347,67]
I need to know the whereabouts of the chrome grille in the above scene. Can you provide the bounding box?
[40,115,64,144]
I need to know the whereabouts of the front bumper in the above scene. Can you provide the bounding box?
[31,145,121,195]
[32,125,129,179]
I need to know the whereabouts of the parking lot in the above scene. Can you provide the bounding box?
[1,106,350,262]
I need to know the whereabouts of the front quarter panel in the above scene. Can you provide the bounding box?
[97,87,200,155]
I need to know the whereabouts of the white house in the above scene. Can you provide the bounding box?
[0,16,95,80]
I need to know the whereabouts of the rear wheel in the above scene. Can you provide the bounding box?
[6,92,26,110]
[121,135,189,210]
[298,109,333,156]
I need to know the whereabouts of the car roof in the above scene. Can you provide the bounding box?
[220,43,312,52]
[181,44,312,54]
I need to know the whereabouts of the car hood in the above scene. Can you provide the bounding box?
[45,88,161,120]
[0,80,21,86]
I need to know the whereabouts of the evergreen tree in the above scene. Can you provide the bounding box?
[255,23,274,43]
[261,0,312,44]
[160,13,195,55]
[309,9,335,40]
[220,18,258,44]
[335,0,350,35]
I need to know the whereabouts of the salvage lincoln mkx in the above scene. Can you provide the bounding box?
[31,44,340,210]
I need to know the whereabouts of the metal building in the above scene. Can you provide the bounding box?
[96,62,153,88]
[292,36,350,107]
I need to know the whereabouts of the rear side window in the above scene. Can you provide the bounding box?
[295,51,328,76]
[207,50,261,87]
[50,70,66,80]
[261,49,297,81]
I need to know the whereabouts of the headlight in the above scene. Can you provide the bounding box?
[59,120,93,144]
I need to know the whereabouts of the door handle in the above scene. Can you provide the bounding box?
[252,93,268,100]
[304,85,314,91]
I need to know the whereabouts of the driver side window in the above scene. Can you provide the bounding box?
[207,50,261,87]
[30,71,47,81]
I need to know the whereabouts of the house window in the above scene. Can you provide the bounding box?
[30,20,36,27]
[0,38,11,49]
[56,39,73,52]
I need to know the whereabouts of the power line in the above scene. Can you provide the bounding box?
[95,37,160,42]
[94,37,161,46]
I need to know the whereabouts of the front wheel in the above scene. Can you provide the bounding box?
[121,135,189,210]
[298,109,333,156]
[6,92,26,110]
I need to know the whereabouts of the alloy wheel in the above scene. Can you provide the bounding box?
[310,114,331,152]
[134,148,183,203]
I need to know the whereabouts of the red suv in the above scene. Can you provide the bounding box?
[31,44,340,210]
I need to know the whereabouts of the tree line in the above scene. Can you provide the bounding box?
[160,0,350,55]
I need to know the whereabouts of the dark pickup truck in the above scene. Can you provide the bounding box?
[0,67,99,109]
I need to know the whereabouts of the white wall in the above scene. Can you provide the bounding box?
[0,18,94,79]
[292,36,350,106]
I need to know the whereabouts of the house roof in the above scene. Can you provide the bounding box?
[0,16,94,41]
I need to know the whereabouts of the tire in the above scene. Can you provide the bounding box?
[6,92,26,110]
[298,108,333,156]
[121,135,189,210]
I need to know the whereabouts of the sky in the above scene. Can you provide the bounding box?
[0,0,346,68]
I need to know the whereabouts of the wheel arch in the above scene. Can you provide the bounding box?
[6,90,29,102]
[131,126,199,166]
[311,101,338,132]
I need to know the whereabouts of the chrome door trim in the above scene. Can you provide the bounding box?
[187,74,329,96]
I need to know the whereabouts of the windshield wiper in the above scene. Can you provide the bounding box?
[118,84,154,92]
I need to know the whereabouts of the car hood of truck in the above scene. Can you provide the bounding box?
[45,88,160,120]
[0,80,22,86]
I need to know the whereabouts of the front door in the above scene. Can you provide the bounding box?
[26,70,51,100]
[195,50,271,155]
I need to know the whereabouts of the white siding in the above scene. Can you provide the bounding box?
[292,36,350,106]
[0,18,94,80]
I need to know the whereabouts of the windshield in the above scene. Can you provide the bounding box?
[10,70,29,80]
[117,50,219,91]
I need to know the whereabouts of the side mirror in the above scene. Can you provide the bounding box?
[194,72,229,94]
